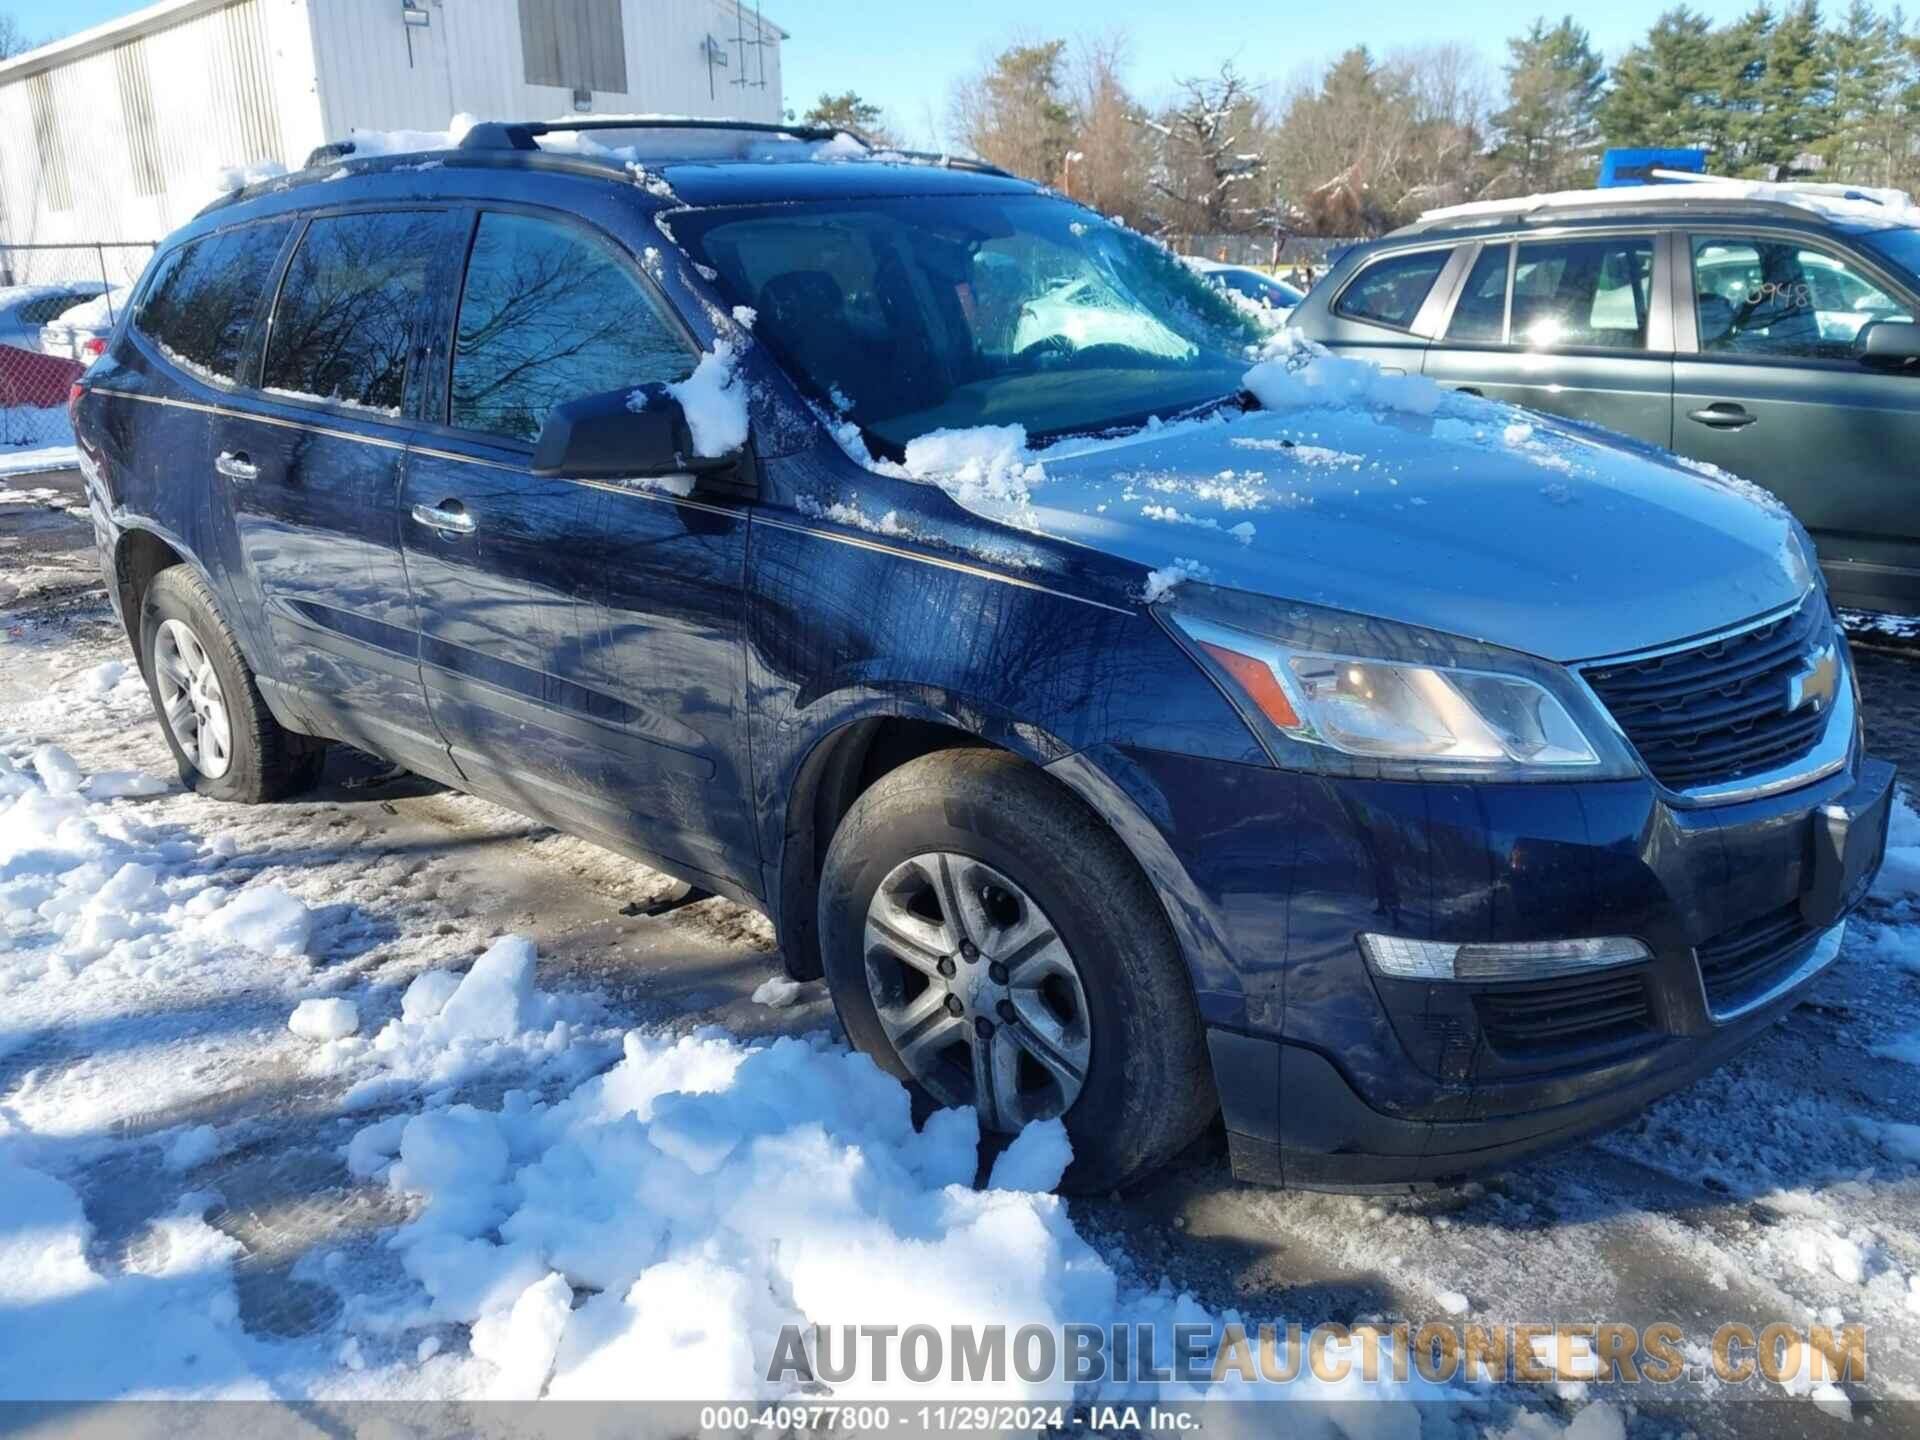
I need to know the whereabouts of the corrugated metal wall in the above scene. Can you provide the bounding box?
[0,0,784,270]
[0,0,312,264]
[312,0,785,144]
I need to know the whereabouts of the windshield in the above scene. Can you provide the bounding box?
[1859,226,1920,288]
[675,194,1264,454]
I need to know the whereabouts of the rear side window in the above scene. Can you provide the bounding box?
[1445,245,1511,342]
[1508,236,1654,350]
[263,211,447,416]
[449,211,694,443]
[134,222,292,382]
[1333,249,1448,330]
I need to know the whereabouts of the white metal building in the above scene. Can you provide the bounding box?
[0,0,786,268]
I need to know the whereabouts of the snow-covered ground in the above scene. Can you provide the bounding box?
[3,476,1919,1435]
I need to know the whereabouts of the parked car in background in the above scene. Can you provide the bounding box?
[1185,257,1304,317]
[72,122,1892,1192]
[0,282,108,353]
[41,287,130,363]
[1287,180,1920,614]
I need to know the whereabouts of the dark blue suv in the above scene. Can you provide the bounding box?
[73,120,1895,1192]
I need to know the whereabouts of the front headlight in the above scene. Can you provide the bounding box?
[1163,587,1642,781]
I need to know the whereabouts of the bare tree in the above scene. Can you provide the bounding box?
[1068,32,1151,226]
[1140,62,1271,235]
[0,13,35,59]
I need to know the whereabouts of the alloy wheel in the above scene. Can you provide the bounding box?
[862,851,1092,1130]
[152,618,233,779]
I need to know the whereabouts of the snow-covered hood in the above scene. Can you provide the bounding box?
[1029,404,1808,663]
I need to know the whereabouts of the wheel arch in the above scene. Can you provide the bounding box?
[112,526,190,651]
[770,693,1222,1007]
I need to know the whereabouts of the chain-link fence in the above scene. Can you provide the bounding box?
[0,242,156,461]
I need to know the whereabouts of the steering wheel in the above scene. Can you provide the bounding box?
[1014,335,1075,366]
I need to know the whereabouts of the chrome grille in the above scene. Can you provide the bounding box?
[1582,598,1836,791]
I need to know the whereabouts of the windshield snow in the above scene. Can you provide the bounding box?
[676,195,1264,455]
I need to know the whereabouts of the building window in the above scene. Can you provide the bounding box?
[518,0,628,95]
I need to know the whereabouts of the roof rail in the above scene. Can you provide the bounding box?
[299,117,1019,182]
[459,117,849,150]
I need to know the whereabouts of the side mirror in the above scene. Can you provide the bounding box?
[531,383,745,484]
[1854,319,1920,371]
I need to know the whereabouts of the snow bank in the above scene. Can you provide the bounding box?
[203,885,313,957]
[0,1150,263,1399]
[349,939,1463,1409]
[340,936,602,1110]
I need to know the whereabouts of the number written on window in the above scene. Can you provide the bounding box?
[450,212,694,443]
[1692,236,1912,361]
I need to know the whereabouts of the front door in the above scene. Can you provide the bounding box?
[223,207,457,772]
[1420,233,1675,448]
[400,208,759,892]
[1673,230,1920,612]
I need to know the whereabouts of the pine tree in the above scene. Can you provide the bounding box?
[1746,0,1835,174]
[1598,8,1717,149]
[1490,17,1607,192]
[950,40,1078,185]
[1821,1,1901,180]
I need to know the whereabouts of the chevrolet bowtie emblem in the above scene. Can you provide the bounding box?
[1786,643,1840,714]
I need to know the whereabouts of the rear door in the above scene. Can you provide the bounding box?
[399,207,759,891]
[220,207,458,771]
[1420,231,1675,447]
[1673,229,1920,612]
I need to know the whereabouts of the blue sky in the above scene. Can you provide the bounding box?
[11,0,1764,149]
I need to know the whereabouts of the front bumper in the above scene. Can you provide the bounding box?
[1097,734,1895,1191]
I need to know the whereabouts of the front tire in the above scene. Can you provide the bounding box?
[139,566,323,802]
[818,749,1215,1192]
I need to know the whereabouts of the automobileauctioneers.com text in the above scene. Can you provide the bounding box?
[762,1319,1866,1390]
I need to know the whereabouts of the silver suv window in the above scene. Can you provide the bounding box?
[1692,235,1912,361]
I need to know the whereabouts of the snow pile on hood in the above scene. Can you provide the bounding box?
[900,424,1046,528]
[1241,333,1447,418]
[347,948,1469,1409]
[661,341,749,458]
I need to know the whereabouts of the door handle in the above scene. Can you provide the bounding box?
[1686,403,1757,430]
[411,500,475,536]
[214,450,258,481]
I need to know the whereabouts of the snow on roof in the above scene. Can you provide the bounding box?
[1419,176,1920,231]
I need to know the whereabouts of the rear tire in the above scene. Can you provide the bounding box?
[818,749,1215,1192]
[138,565,324,802]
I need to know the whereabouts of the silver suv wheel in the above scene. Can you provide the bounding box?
[152,617,233,779]
[862,851,1092,1130]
